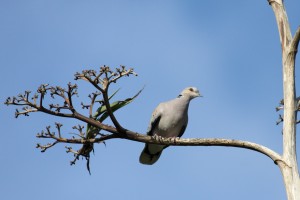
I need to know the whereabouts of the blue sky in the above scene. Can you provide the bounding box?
[1,0,299,199]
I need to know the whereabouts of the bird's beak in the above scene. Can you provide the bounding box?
[196,92,202,97]
[197,91,203,97]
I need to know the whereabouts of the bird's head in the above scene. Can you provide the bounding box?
[180,87,202,99]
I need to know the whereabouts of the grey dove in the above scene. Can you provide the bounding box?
[139,87,201,165]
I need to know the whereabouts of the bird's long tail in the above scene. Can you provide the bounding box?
[139,144,163,165]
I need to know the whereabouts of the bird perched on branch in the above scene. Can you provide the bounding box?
[139,87,201,165]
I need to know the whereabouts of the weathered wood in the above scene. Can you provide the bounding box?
[268,0,300,199]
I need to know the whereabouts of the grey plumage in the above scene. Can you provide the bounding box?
[139,87,201,165]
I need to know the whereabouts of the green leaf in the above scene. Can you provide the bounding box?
[86,88,121,137]
[92,88,121,120]
[79,87,144,174]
[86,87,144,139]
[98,87,143,122]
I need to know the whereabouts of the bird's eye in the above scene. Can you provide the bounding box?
[189,88,194,92]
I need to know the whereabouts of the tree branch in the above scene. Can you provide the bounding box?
[4,65,286,173]
[122,132,284,165]
[101,90,125,133]
[35,122,283,166]
[291,26,300,53]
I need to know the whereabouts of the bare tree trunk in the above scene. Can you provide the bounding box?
[268,1,300,199]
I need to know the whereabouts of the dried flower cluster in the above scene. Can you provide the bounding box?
[5,66,140,174]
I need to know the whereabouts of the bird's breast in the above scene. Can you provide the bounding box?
[155,111,187,137]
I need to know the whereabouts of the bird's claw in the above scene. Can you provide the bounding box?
[152,134,164,143]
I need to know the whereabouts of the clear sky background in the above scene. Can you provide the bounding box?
[1,0,299,199]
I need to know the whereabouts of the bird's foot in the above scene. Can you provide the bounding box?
[170,137,180,144]
[152,134,164,143]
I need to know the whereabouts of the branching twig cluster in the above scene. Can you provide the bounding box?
[5,65,139,174]
[74,66,137,91]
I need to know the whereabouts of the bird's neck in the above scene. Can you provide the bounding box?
[176,94,191,108]
[177,94,192,101]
